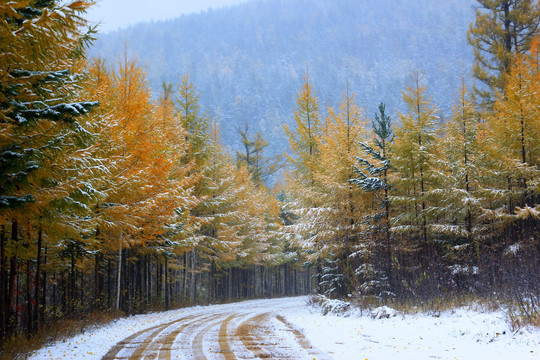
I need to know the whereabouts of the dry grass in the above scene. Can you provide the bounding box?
[312,292,539,329]
[380,294,501,315]
[344,292,494,314]
[506,298,540,331]
[0,310,123,360]
[508,311,540,331]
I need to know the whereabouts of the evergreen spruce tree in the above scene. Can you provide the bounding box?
[351,102,394,297]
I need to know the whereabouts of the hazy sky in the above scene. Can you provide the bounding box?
[86,0,254,33]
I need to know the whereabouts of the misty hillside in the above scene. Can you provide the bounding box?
[90,0,475,155]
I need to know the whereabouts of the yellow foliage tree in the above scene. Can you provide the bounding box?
[283,73,322,186]
[391,71,440,261]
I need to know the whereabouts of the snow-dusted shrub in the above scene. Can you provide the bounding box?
[310,294,352,316]
[369,305,398,319]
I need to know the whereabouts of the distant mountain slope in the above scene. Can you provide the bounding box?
[90,0,475,156]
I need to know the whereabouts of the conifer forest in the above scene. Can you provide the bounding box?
[0,0,539,351]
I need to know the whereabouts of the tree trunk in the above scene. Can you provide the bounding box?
[116,234,123,310]
[145,255,150,306]
[210,260,216,301]
[52,271,58,320]
[26,259,32,337]
[41,247,47,325]
[7,219,19,336]
[33,226,42,334]
[307,266,311,294]
[70,248,75,314]
[156,257,162,305]
[284,265,288,296]
[106,258,111,308]
[94,252,100,308]
[164,257,169,310]
[0,224,6,338]
[136,257,142,311]
[191,251,197,302]
[182,252,187,301]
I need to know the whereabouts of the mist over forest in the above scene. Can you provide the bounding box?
[90,0,475,156]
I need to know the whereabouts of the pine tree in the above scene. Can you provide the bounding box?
[236,125,283,184]
[173,76,216,295]
[176,75,211,171]
[150,80,197,249]
[436,82,486,272]
[351,102,394,297]
[482,38,540,251]
[282,73,324,256]
[195,125,277,297]
[492,49,540,168]
[0,1,96,209]
[286,89,369,295]
[352,103,393,224]
[467,0,540,104]
[83,57,198,310]
[282,73,325,292]
[391,72,440,264]
[0,1,96,337]
[283,73,322,185]
[196,128,242,272]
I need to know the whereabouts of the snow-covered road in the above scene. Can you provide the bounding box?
[98,297,328,360]
[29,296,539,360]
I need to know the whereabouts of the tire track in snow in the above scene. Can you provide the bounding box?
[275,314,333,360]
[101,314,196,360]
[100,298,332,360]
[191,316,227,360]
[236,312,273,359]
[102,313,220,360]
[218,314,241,360]
[159,313,222,360]
[128,317,192,360]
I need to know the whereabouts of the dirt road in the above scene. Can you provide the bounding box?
[100,298,331,360]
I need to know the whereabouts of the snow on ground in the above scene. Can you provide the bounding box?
[29,296,539,360]
[28,298,300,360]
[29,304,205,359]
[285,300,540,360]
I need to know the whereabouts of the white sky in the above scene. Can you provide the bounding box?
[86,0,253,33]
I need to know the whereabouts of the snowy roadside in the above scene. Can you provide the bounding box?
[284,298,540,360]
[28,304,205,359]
[28,296,539,360]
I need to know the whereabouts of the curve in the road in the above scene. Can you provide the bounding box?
[101,314,196,360]
[101,299,331,360]
[159,313,223,360]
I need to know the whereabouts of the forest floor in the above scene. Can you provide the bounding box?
[27,296,539,360]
